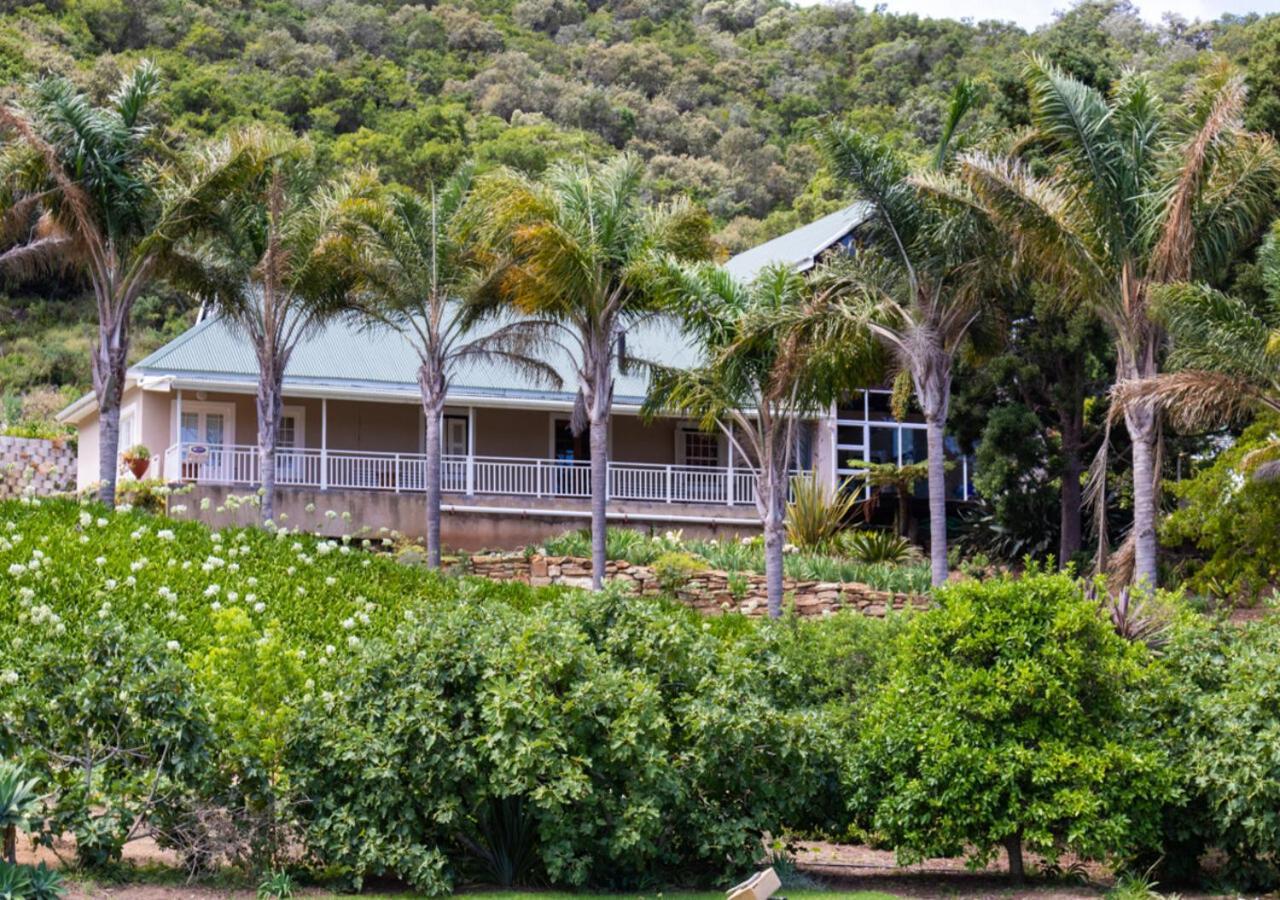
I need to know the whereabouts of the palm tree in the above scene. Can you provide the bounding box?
[333,167,562,567]
[468,154,711,590]
[1113,222,1280,479]
[173,135,365,525]
[644,263,870,616]
[957,60,1280,587]
[805,82,1002,587]
[0,64,270,506]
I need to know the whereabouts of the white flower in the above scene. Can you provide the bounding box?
[157,529,175,541]
[204,584,220,597]
[79,535,89,544]
[324,644,336,656]
[166,640,181,652]
[200,498,211,511]
[79,512,92,527]
[227,591,239,603]
[104,579,117,590]
[210,601,222,611]
[130,560,146,572]
[0,671,18,685]
[96,518,108,528]
[211,532,222,543]
[247,576,258,587]
[245,593,257,604]
[347,635,360,647]
[8,563,25,576]
[94,556,107,566]
[171,505,187,515]
[325,576,336,586]
[341,617,355,630]
[253,602,266,613]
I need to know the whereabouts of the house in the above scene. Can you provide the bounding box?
[57,204,972,547]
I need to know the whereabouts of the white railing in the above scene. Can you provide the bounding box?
[163,443,800,508]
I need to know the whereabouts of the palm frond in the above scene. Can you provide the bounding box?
[1113,370,1269,432]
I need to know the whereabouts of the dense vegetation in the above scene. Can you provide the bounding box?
[1,497,1280,894]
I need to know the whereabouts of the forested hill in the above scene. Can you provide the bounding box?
[2,0,1279,418]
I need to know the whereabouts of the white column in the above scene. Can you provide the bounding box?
[320,398,328,490]
[466,405,476,496]
[173,390,183,481]
[726,435,735,507]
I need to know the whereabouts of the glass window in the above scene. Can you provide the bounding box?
[278,415,297,450]
[683,431,719,467]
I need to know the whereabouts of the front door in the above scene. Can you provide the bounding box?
[551,418,590,496]
[441,415,469,492]
[180,408,232,482]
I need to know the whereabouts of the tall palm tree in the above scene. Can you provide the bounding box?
[1114,222,1280,479]
[0,63,269,505]
[468,154,711,590]
[333,167,562,567]
[173,135,366,525]
[958,59,1280,587]
[804,82,1002,587]
[645,263,872,616]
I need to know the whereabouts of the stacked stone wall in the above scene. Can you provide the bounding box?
[468,553,928,618]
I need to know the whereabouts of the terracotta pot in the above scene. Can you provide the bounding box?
[126,457,150,479]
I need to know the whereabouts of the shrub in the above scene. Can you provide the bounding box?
[1161,416,1280,603]
[1156,616,1280,889]
[851,569,1175,881]
[288,590,849,894]
[651,550,707,593]
[0,618,211,869]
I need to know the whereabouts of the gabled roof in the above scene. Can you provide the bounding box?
[121,312,697,407]
[723,201,873,282]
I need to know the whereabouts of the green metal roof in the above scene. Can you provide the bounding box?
[131,313,700,406]
[724,202,873,281]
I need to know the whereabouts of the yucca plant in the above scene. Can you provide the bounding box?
[0,861,30,900]
[785,474,861,552]
[25,862,63,900]
[841,529,915,565]
[0,763,39,866]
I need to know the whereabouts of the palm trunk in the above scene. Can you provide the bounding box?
[1059,407,1084,567]
[1126,404,1160,589]
[589,414,609,591]
[925,417,948,587]
[256,365,284,526]
[423,394,444,568]
[762,481,786,618]
[93,315,129,507]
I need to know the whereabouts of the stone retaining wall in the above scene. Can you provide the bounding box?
[0,435,75,499]
[467,553,928,618]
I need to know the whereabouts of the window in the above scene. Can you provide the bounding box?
[683,431,720,468]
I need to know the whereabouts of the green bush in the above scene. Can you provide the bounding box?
[650,550,708,593]
[785,475,859,552]
[850,569,1175,879]
[1155,616,1280,889]
[287,590,849,894]
[1161,416,1280,603]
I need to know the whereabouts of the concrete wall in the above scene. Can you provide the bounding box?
[178,484,763,550]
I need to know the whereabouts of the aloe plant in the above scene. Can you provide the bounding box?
[0,763,39,866]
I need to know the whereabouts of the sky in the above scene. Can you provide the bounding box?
[798,0,1280,30]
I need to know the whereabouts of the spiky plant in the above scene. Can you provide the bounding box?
[957,59,1280,587]
[785,473,860,552]
[0,763,39,865]
[468,155,711,590]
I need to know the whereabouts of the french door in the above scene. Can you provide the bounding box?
[180,406,234,482]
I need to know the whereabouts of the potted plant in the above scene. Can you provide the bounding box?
[121,444,151,480]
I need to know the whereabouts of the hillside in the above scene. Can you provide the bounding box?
[0,0,1278,420]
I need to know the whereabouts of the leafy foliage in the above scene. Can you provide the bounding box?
[1161,416,1280,601]
[851,569,1175,877]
